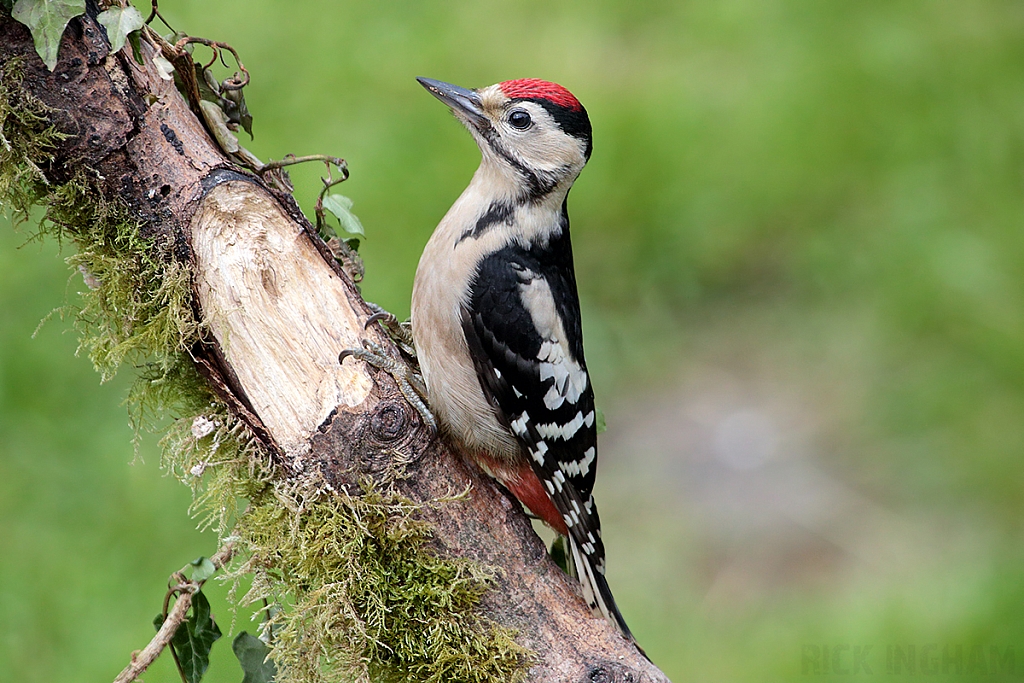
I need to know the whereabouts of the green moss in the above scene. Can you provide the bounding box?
[0,59,61,219]
[1,58,532,683]
[162,403,532,683]
[1,58,200,381]
[58,185,199,379]
[45,180,201,380]
[233,485,531,683]
[136,358,276,535]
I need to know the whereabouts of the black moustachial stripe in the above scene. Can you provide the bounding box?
[456,200,516,245]
[479,126,560,200]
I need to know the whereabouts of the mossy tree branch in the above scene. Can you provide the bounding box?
[0,6,669,683]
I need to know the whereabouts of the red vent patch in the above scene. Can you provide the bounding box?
[499,78,582,111]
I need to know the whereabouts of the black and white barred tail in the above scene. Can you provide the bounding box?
[567,533,634,640]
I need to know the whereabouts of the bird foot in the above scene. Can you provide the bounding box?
[339,338,437,433]
[364,302,417,358]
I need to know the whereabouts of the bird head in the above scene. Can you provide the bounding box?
[418,77,592,201]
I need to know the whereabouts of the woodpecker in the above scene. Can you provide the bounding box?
[410,77,636,642]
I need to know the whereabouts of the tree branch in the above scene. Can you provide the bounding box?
[112,543,237,683]
[113,582,194,683]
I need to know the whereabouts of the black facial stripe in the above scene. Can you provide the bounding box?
[456,200,515,245]
[479,126,560,200]
[512,97,593,161]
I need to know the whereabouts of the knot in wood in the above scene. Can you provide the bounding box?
[370,401,408,442]
[589,663,638,683]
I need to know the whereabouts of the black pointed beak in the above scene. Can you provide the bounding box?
[417,77,489,130]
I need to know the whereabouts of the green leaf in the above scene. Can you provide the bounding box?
[170,590,222,683]
[153,54,175,81]
[96,5,144,53]
[11,0,86,71]
[549,535,569,574]
[232,632,277,683]
[322,194,365,236]
[127,29,144,65]
[595,407,607,434]
[189,556,217,583]
[194,64,221,102]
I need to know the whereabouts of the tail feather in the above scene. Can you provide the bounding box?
[567,534,634,640]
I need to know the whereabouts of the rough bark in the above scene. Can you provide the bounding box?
[0,8,670,682]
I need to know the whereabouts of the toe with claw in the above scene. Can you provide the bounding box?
[339,338,437,433]
[364,302,417,357]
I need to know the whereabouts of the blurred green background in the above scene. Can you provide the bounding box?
[3,0,1024,680]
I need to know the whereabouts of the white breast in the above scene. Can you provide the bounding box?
[410,160,570,463]
[411,182,518,461]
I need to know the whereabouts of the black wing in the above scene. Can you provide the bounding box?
[461,241,633,638]
[462,244,598,504]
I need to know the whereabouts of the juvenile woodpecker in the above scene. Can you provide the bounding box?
[411,77,635,641]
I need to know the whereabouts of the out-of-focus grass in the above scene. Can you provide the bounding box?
[3,0,1024,680]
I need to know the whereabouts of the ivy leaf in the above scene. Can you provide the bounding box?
[232,632,277,683]
[322,194,365,237]
[549,535,569,574]
[199,99,240,154]
[221,86,253,139]
[11,0,86,71]
[96,5,144,53]
[193,63,221,103]
[153,54,175,81]
[189,556,217,583]
[127,29,144,65]
[170,590,222,683]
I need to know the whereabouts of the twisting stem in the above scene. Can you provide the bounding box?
[257,154,348,175]
[144,0,176,34]
[112,586,194,683]
[164,581,191,683]
[110,543,237,683]
[172,37,249,89]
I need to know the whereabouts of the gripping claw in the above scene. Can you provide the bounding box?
[364,302,417,357]
[364,311,392,329]
[339,339,436,433]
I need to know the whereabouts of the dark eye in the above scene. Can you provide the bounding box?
[508,109,532,130]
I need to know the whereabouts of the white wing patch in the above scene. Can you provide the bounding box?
[531,439,549,465]
[536,410,586,441]
[516,270,588,410]
[510,414,529,436]
[558,446,596,477]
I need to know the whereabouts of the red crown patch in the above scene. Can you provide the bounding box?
[499,78,583,112]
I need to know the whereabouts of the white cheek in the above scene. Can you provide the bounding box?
[510,130,582,173]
